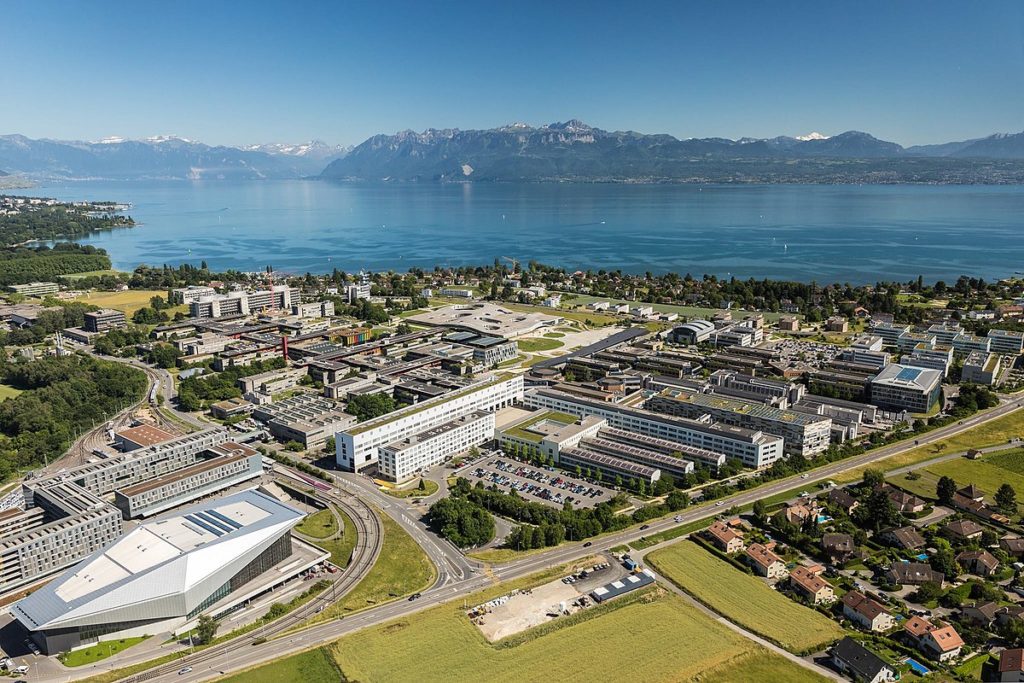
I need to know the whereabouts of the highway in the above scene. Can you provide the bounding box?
[136,394,1024,683]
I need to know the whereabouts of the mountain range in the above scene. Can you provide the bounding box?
[4,122,1024,183]
[320,121,1024,183]
[0,135,348,181]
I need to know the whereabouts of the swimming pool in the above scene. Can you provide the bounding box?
[905,657,931,675]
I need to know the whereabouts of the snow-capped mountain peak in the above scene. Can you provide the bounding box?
[795,132,830,141]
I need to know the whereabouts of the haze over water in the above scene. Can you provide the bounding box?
[20,180,1024,284]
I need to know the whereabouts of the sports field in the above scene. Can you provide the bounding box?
[647,540,845,654]
[892,448,1024,513]
[225,584,827,683]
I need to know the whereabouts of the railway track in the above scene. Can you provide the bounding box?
[122,476,383,682]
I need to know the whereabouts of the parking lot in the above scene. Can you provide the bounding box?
[463,457,615,509]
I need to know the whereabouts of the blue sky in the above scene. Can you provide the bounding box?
[2,0,1022,147]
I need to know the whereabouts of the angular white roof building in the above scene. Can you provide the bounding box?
[12,490,304,654]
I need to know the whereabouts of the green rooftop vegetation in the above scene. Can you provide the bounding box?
[502,410,579,443]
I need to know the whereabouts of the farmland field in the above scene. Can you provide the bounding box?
[226,582,827,683]
[891,449,1024,513]
[221,647,342,683]
[837,407,1024,484]
[647,540,845,654]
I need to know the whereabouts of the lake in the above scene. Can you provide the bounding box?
[16,180,1024,284]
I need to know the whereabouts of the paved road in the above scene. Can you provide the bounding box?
[128,396,1024,682]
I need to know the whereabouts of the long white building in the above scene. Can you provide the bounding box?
[335,373,523,472]
[379,411,495,482]
[524,387,783,468]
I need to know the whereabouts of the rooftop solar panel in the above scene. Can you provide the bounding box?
[194,511,233,534]
[205,508,243,529]
[896,367,922,381]
[185,514,224,537]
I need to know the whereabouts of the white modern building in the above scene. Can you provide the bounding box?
[988,329,1024,354]
[171,286,216,305]
[12,490,312,654]
[378,410,495,482]
[524,387,783,468]
[336,373,524,471]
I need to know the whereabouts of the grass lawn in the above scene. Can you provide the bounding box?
[0,383,23,402]
[309,512,435,624]
[647,540,845,654]
[629,518,712,551]
[837,406,1024,484]
[517,337,564,353]
[313,506,358,567]
[60,269,127,280]
[383,479,439,498]
[228,579,827,683]
[502,302,619,327]
[891,449,1024,514]
[59,636,148,667]
[221,647,342,683]
[543,331,565,338]
[294,508,338,539]
[69,289,187,316]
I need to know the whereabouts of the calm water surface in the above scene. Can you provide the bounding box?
[18,180,1024,284]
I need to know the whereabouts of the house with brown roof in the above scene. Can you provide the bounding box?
[921,624,964,662]
[881,525,926,550]
[957,484,985,503]
[903,614,933,641]
[997,605,1024,629]
[828,487,860,514]
[957,549,1000,577]
[842,590,895,632]
[783,501,820,526]
[745,542,787,580]
[883,486,926,514]
[999,647,1024,682]
[885,562,945,586]
[704,520,745,554]
[960,601,999,628]
[943,519,984,542]
[789,566,835,605]
[821,532,856,563]
[1002,536,1024,557]
[952,492,987,515]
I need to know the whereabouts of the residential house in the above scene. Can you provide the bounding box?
[999,647,1024,682]
[882,485,926,514]
[885,562,944,586]
[821,533,857,563]
[704,520,745,554]
[997,606,1024,629]
[830,637,897,683]
[881,526,926,551]
[842,591,895,632]
[943,519,984,542]
[960,601,999,629]
[921,624,964,662]
[904,615,934,642]
[957,549,1000,577]
[789,566,835,605]
[784,501,819,526]
[1002,536,1024,557]
[828,487,860,515]
[745,543,787,580]
[957,484,985,503]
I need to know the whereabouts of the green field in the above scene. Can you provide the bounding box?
[383,478,440,498]
[647,540,845,654]
[892,449,1024,513]
[228,581,826,683]
[59,636,148,667]
[312,507,358,567]
[517,337,564,353]
[294,508,338,539]
[309,512,435,624]
[0,383,23,402]
[221,647,342,683]
[837,407,1024,484]
[69,289,188,316]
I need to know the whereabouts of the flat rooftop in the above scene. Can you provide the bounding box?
[117,449,255,497]
[115,424,177,448]
[408,302,561,338]
[384,410,492,452]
